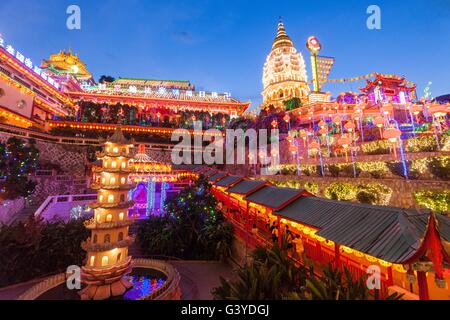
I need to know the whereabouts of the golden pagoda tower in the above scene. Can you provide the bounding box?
[41,49,92,81]
[262,18,309,109]
[79,126,135,300]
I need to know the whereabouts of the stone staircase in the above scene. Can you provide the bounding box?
[7,204,40,225]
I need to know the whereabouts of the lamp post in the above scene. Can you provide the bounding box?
[309,138,324,176]
[283,114,291,131]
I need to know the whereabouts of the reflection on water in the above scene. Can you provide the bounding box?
[123,274,166,300]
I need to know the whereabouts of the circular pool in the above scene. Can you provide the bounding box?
[18,259,181,300]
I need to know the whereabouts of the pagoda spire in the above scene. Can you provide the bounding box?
[272,16,293,49]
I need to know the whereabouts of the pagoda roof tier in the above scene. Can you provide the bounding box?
[92,167,134,174]
[101,125,133,145]
[90,200,135,210]
[97,152,134,158]
[67,91,250,115]
[81,257,132,284]
[81,236,135,253]
[91,183,136,191]
[85,219,134,230]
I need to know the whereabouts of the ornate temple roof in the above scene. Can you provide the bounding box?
[113,78,194,91]
[133,145,156,163]
[272,18,294,50]
[41,49,92,80]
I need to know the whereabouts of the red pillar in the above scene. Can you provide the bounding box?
[386,266,394,287]
[334,244,341,270]
[245,201,250,232]
[417,271,430,300]
[277,216,282,247]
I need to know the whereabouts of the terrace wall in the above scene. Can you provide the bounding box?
[259,175,450,209]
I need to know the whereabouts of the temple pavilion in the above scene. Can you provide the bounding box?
[192,165,450,300]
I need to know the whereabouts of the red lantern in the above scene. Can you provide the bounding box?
[344,121,356,133]
[333,116,341,125]
[289,145,297,155]
[383,127,401,143]
[338,136,352,149]
[309,141,320,153]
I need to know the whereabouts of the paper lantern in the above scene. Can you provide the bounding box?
[383,127,401,143]
[344,121,355,133]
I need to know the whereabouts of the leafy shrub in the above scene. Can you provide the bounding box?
[441,134,450,151]
[414,190,450,213]
[387,161,409,178]
[302,165,321,177]
[324,182,357,201]
[0,218,89,287]
[356,161,389,179]
[356,184,392,205]
[408,158,430,180]
[428,156,450,180]
[361,140,391,155]
[304,182,320,195]
[406,135,438,152]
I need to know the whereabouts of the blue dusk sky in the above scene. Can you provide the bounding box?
[0,0,449,110]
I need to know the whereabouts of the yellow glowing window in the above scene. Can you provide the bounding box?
[101,256,109,267]
[96,214,101,223]
[101,178,106,184]
[106,214,113,222]
[104,161,108,168]
[112,161,117,169]
[106,147,110,152]
[108,195,114,203]
[99,195,104,202]
[121,177,126,184]
[119,212,124,221]
[110,177,116,184]
[90,256,95,267]
[113,147,119,153]
[121,162,126,169]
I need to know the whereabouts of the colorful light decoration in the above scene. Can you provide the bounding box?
[271,119,278,129]
[344,120,356,133]
[48,121,223,137]
[146,178,156,217]
[306,36,322,92]
[338,135,352,162]
[383,126,402,158]
[159,181,168,213]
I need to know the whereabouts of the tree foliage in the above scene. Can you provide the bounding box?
[0,137,39,200]
[0,218,89,287]
[213,244,403,300]
[136,177,234,260]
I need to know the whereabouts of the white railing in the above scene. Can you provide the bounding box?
[34,194,97,218]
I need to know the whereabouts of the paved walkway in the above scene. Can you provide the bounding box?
[171,261,236,300]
